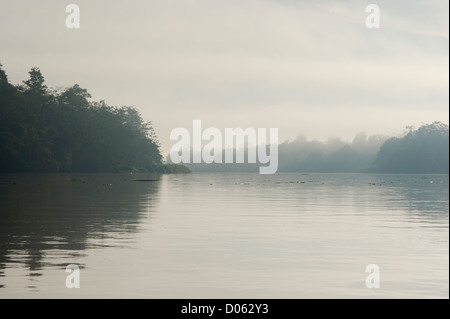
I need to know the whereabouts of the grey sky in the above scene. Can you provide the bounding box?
[1,0,448,154]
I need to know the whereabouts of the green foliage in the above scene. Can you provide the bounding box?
[22,67,48,96]
[0,64,189,173]
[374,122,449,173]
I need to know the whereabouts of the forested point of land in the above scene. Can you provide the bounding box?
[0,64,189,174]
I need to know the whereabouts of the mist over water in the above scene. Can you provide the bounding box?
[0,173,447,298]
[0,0,448,302]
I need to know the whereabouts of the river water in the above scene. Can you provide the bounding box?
[0,173,448,298]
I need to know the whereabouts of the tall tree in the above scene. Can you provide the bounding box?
[22,67,48,96]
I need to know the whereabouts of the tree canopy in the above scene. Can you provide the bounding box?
[374,122,449,173]
[0,64,189,173]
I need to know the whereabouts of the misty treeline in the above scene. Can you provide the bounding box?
[280,122,448,173]
[1,64,447,175]
[0,64,189,173]
[375,122,449,173]
[183,122,449,174]
[278,133,386,173]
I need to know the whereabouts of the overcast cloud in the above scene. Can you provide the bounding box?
[0,0,448,153]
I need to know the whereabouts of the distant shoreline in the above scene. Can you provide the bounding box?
[0,163,191,175]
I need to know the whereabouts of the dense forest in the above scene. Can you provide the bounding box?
[0,64,189,173]
[1,64,447,175]
[374,122,449,173]
[181,122,449,174]
[280,122,448,173]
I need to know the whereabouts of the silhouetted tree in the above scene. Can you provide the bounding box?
[22,67,47,96]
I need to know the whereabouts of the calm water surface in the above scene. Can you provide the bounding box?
[0,173,448,298]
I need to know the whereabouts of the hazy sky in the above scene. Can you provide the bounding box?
[1,0,448,154]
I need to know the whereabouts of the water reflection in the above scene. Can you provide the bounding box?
[0,173,447,298]
[0,174,161,285]
[364,174,449,227]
